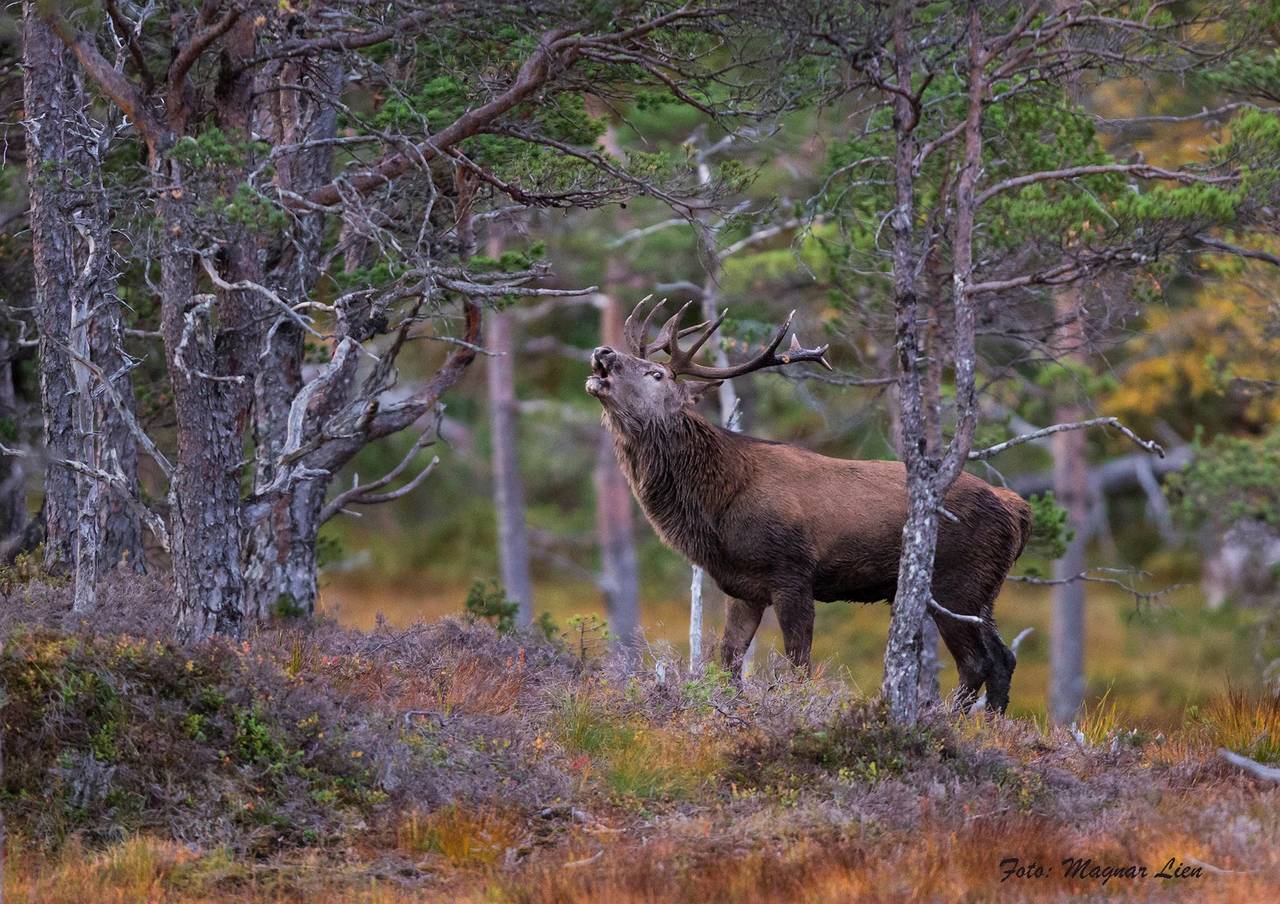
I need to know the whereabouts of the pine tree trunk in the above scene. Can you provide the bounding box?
[242,483,325,621]
[23,7,84,574]
[487,308,535,627]
[240,58,341,621]
[595,294,641,655]
[883,479,941,723]
[159,189,249,641]
[0,335,27,551]
[23,4,143,579]
[1050,289,1089,723]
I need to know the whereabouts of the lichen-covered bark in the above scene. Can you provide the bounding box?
[23,7,83,573]
[23,4,142,579]
[241,58,342,622]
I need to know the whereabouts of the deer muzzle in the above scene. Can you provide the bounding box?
[586,346,615,397]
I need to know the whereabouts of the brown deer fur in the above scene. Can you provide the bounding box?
[587,338,1031,712]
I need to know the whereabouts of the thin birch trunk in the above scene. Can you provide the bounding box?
[488,300,535,627]
[883,2,984,724]
[1050,288,1089,722]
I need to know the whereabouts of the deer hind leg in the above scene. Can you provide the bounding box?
[772,587,815,676]
[721,597,765,680]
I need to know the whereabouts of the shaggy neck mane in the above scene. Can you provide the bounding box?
[603,406,752,567]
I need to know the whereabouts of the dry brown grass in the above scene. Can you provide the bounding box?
[5,577,1280,903]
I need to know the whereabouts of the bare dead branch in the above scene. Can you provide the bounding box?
[1192,234,1280,267]
[1007,569,1182,607]
[968,417,1165,461]
[1219,748,1280,783]
[929,598,987,625]
[48,339,174,480]
[41,13,165,153]
[975,162,1235,208]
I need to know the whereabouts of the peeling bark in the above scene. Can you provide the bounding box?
[23,4,142,580]
[23,6,85,574]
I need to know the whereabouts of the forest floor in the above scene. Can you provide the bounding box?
[2,573,1279,902]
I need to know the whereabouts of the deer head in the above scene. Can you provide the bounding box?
[586,296,831,428]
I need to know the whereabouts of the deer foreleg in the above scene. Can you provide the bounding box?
[773,587,815,675]
[721,597,765,680]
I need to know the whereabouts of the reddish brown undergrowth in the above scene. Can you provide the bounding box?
[2,573,1279,901]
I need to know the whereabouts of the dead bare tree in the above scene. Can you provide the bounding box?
[35,1,755,639]
[21,4,142,599]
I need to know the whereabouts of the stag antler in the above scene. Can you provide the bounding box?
[625,296,832,380]
[623,295,713,358]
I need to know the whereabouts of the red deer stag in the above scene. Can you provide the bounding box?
[586,298,1031,712]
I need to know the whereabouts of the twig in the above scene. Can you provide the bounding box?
[1008,569,1182,607]
[1219,748,1280,783]
[929,598,987,625]
[563,850,604,869]
[969,417,1164,461]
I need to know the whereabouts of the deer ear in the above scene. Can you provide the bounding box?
[686,380,724,404]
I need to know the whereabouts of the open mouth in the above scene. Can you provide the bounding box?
[587,349,611,396]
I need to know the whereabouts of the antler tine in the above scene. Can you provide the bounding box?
[677,307,728,362]
[622,294,656,357]
[760,309,797,358]
[782,333,835,370]
[667,307,832,381]
[650,299,697,358]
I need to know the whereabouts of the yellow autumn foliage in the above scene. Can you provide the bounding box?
[1106,263,1280,431]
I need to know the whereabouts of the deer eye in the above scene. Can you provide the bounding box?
[647,370,664,381]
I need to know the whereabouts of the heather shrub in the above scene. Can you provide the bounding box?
[0,629,384,853]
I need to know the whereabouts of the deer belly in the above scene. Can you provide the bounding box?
[813,550,897,603]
